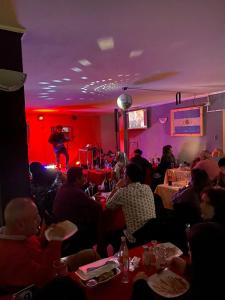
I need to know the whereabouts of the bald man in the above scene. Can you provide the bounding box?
[0,197,100,293]
[0,197,62,288]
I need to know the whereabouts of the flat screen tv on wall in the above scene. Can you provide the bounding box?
[127,108,149,129]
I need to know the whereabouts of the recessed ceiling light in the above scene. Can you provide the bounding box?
[108,78,112,81]
[81,76,88,80]
[49,85,57,88]
[48,90,56,93]
[52,80,62,83]
[117,74,123,77]
[42,87,51,90]
[78,59,92,66]
[63,78,71,81]
[65,98,71,101]
[40,95,48,98]
[39,92,48,95]
[39,81,49,85]
[97,37,114,51]
[102,79,105,82]
[129,49,144,58]
[46,98,54,100]
[71,67,82,72]
[82,91,87,93]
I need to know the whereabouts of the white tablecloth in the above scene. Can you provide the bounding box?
[154,184,181,209]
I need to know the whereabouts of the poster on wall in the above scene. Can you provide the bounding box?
[170,106,203,136]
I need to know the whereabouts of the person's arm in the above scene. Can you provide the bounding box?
[106,187,124,210]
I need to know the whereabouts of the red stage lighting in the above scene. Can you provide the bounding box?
[75,161,80,166]
[37,115,44,121]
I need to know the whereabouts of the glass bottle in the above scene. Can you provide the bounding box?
[118,236,129,283]
[142,245,150,266]
[104,174,110,192]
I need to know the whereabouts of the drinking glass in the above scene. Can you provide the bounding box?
[53,259,68,277]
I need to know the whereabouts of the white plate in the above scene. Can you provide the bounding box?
[148,269,189,298]
[85,268,121,287]
[45,220,78,241]
[158,242,183,259]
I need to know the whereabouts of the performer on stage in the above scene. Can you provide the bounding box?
[48,125,70,169]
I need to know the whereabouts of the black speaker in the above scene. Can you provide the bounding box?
[114,108,119,132]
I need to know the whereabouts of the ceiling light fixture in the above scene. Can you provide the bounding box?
[78,59,92,66]
[63,78,71,81]
[129,50,143,58]
[97,37,114,51]
[71,67,82,72]
[52,80,62,83]
[39,81,49,85]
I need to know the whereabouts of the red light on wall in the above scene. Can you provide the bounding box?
[37,115,44,121]
[75,161,80,166]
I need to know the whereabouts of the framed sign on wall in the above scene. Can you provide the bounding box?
[171,106,203,136]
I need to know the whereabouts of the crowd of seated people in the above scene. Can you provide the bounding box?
[131,187,225,300]
[5,145,223,299]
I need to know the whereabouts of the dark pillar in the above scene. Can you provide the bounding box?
[123,110,128,156]
[0,29,30,225]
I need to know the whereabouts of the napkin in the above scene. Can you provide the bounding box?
[76,258,119,281]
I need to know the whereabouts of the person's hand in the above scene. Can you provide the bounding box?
[115,178,126,188]
[168,257,187,275]
[133,272,148,283]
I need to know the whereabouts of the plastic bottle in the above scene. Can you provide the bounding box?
[118,236,129,283]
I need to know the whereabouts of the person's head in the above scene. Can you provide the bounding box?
[191,157,201,169]
[56,125,63,133]
[67,167,84,187]
[30,161,45,175]
[162,145,172,155]
[211,148,224,158]
[191,168,211,192]
[200,188,225,223]
[4,197,41,237]
[218,157,225,175]
[134,149,142,157]
[116,152,128,165]
[125,163,142,183]
[199,150,211,160]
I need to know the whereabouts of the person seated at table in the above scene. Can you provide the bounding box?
[0,197,96,299]
[194,150,220,181]
[106,163,156,251]
[29,162,66,218]
[216,157,225,187]
[131,187,225,300]
[53,167,103,256]
[158,145,176,180]
[172,168,211,224]
[171,168,211,253]
[113,151,128,181]
[130,148,152,184]
[211,147,224,162]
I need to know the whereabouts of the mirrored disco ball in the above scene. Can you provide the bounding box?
[117,93,132,110]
